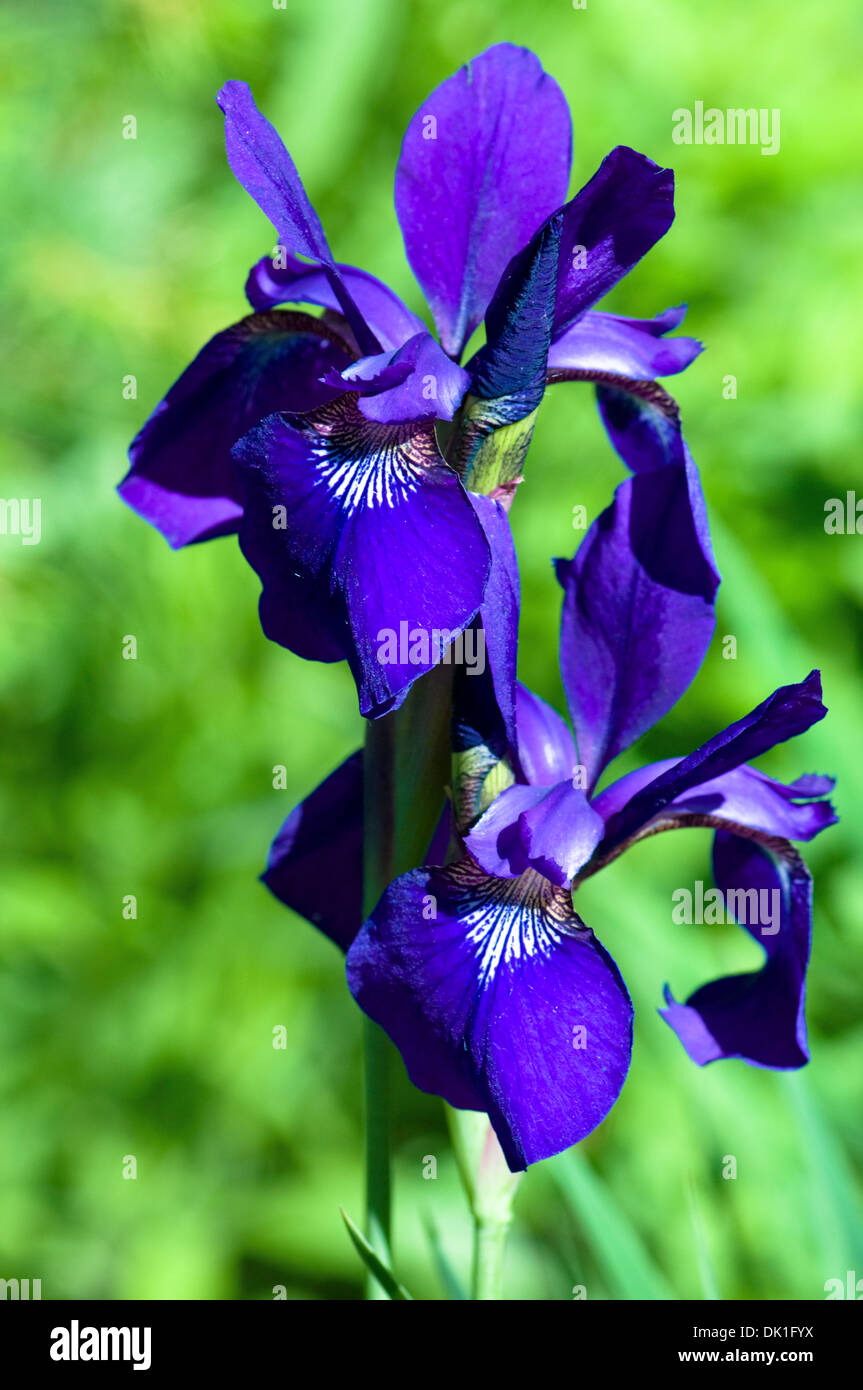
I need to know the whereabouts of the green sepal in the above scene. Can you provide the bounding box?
[446,1107,522,1228]
[446,395,538,494]
[451,743,516,834]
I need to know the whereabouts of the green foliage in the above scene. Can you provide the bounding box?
[340,1208,413,1300]
[1,0,861,1299]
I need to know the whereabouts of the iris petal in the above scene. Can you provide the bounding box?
[595,379,685,473]
[330,332,471,423]
[663,765,837,842]
[217,81,379,353]
[661,831,813,1069]
[218,80,331,262]
[465,780,604,886]
[347,855,632,1170]
[462,495,521,757]
[263,753,453,952]
[555,466,717,790]
[233,397,491,717]
[118,310,353,548]
[547,306,703,379]
[552,146,675,336]
[599,671,828,853]
[515,684,578,787]
[594,762,837,845]
[395,43,572,358]
[246,253,425,352]
[263,752,364,952]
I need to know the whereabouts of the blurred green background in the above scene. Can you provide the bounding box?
[1,0,862,1300]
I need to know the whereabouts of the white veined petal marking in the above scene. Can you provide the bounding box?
[303,397,438,512]
[316,440,426,510]
[445,860,586,994]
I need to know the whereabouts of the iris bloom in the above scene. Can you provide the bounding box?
[265,461,835,1171]
[118,43,704,716]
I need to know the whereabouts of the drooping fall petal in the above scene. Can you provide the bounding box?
[118,310,352,548]
[263,753,453,952]
[263,751,364,952]
[347,856,632,1170]
[233,397,491,717]
[661,831,813,1069]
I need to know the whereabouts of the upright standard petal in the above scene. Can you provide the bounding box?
[118,310,353,548]
[555,466,717,790]
[217,82,379,353]
[233,397,491,718]
[395,44,572,358]
[218,81,332,262]
[600,672,828,852]
[347,856,633,1170]
[661,832,813,1069]
[552,147,675,336]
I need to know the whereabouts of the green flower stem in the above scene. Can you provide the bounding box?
[472,1216,511,1301]
[447,1107,521,1300]
[361,665,454,1298]
[361,1016,393,1299]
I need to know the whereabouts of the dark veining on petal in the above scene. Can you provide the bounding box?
[575,812,801,886]
[545,368,681,421]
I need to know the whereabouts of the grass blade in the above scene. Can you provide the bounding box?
[549,1151,674,1300]
[340,1207,414,1300]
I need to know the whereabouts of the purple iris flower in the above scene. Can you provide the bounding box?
[117,43,704,718]
[265,463,836,1171]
